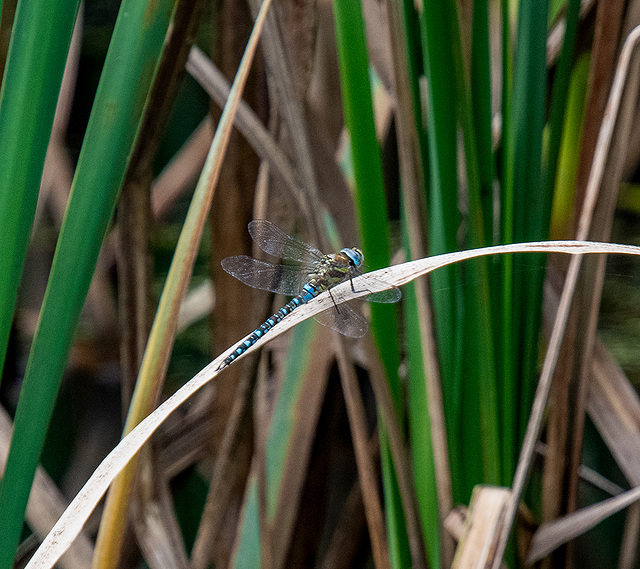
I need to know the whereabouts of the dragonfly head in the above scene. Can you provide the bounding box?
[341,247,364,268]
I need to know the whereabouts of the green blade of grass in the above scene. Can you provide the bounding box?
[417,0,466,501]
[420,0,501,500]
[550,52,590,239]
[471,0,494,244]
[498,0,515,490]
[419,2,462,434]
[330,8,401,400]
[0,0,177,564]
[389,0,450,562]
[501,0,549,466]
[516,0,580,450]
[451,0,502,490]
[395,0,430,192]
[0,0,80,385]
[543,0,581,227]
[332,0,408,567]
[403,254,441,569]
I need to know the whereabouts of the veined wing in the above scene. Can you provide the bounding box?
[347,271,402,303]
[248,219,323,263]
[314,302,369,338]
[313,275,400,337]
[221,255,307,295]
[366,287,402,303]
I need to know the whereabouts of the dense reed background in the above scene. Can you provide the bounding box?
[1,0,640,567]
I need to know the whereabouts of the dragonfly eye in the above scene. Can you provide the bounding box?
[341,247,364,267]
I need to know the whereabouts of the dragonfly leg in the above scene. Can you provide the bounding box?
[328,288,343,314]
[349,273,375,296]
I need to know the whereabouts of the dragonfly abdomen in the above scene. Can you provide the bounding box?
[218,282,327,369]
[217,221,396,371]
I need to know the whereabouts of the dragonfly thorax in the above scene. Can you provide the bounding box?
[218,221,400,370]
[340,247,364,268]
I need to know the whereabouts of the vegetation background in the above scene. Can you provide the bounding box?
[1,0,640,567]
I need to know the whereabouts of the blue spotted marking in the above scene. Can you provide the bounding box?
[217,220,400,370]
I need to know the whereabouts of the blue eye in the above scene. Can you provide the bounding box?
[341,247,364,267]
[218,221,398,371]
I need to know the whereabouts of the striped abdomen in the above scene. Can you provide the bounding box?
[218,279,327,369]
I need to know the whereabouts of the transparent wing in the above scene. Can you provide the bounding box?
[314,302,369,338]
[248,219,323,263]
[348,272,402,304]
[365,286,402,303]
[221,255,307,295]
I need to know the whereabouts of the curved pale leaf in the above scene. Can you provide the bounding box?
[24,240,640,569]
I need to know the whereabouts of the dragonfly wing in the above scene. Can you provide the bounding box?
[314,302,368,338]
[248,220,323,262]
[349,271,402,303]
[365,286,402,303]
[221,256,304,295]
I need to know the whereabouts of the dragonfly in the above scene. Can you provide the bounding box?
[218,220,401,369]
